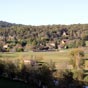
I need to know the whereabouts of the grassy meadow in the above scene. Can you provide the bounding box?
[0,47,88,69]
[0,49,70,63]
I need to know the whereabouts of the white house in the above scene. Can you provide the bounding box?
[3,44,9,49]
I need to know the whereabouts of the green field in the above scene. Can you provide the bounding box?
[0,50,70,63]
[0,48,88,69]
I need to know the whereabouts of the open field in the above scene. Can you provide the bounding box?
[0,48,88,69]
[0,49,71,63]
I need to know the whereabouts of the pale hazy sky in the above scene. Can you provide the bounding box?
[0,0,88,25]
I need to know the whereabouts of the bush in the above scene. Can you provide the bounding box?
[70,48,84,69]
[84,76,88,82]
[16,48,24,52]
[0,60,5,76]
[73,70,83,80]
[5,62,17,79]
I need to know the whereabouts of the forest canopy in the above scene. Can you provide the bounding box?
[0,21,88,52]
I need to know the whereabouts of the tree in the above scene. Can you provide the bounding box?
[55,41,58,49]
[20,40,27,47]
[70,48,84,69]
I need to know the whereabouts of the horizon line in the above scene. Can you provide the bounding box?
[1,20,88,26]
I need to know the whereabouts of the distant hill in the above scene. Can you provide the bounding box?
[0,21,18,28]
[0,20,88,52]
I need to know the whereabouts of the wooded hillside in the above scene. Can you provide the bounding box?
[0,21,88,52]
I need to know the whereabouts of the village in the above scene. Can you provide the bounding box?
[0,31,86,52]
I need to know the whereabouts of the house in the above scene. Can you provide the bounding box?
[3,44,9,49]
[8,35,14,41]
[62,31,67,36]
[58,39,69,49]
[46,42,55,49]
[61,39,69,45]
[61,40,65,45]
[49,43,55,47]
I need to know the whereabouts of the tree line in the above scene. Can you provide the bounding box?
[0,22,88,51]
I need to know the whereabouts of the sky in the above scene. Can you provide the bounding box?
[0,0,88,25]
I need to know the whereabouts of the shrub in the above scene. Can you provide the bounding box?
[70,48,84,69]
[73,70,83,80]
[16,47,24,52]
[84,76,88,82]
[0,60,5,76]
[5,61,17,79]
